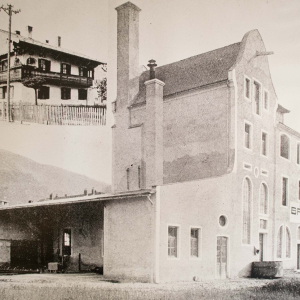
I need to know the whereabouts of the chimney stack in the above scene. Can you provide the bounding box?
[147,59,157,80]
[115,2,141,111]
[27,26,32,38]
[57,36,61,47]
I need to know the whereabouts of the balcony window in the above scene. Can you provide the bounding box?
[61,87,71,100]
[61,63,71,75]
[38,59,51,72]
[87,69,93,78]
[0,59,8,72]
[38,86,50,100]
[79,67,87,77]
[78,89,87,100]
[26,57,36,65]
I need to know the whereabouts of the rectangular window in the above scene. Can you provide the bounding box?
[38,86,50,100]
[244,123,251,149]
[0,59,8,72]
[264,90,269,110]
[282,177,288,206]
[0,86,7,99]
[61,87,71,100]
[254,81,261,115]
[168,226,178,257]
[61,63,71,75]
[190,228,200,258]
[245,77,250,99]
[297,144,300,165]
[63,229,71,256]
[87,69,93,78]
[78,89,87,100]
[38,59,51,72]
[260,219,267,230]
[262,132,267,156]
[79,67,87,77]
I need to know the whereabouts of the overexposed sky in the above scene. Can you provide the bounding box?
[109,0,300,131]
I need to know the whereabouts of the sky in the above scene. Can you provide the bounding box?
[109,0,300,132]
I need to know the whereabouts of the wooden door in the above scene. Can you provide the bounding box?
[259,233,264,261]
[217,236,228,279]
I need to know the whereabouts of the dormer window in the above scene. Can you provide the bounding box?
[61,63,71,75]
[38,59,51,72]
[79,67,87,77]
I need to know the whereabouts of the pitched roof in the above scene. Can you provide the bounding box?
[0,29,104,66]
[133,42,241,105]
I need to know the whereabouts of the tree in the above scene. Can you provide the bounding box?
[22,76,46,105]
[97,77,107,103]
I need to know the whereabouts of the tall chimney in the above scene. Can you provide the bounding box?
[57,36,61,47]
[27,26,32,38]
[115,2,141,111]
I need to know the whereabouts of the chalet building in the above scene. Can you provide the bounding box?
[0,2,300,283]
[0,27,105,110]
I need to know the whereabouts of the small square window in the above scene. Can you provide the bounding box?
[168,226,178,257]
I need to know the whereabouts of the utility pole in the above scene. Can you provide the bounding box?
[0,4,21,122]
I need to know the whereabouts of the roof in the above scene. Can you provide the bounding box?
[0,29,104,66]
[277,104,290,114]
[132,42,241,105]
[0,189,154,211]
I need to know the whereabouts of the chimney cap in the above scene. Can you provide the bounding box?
[115,1,141,12]
[147,59,157,68]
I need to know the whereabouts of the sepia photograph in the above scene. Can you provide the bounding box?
[0,0,300,299]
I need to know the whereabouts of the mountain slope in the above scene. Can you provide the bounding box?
[0,149,110,205]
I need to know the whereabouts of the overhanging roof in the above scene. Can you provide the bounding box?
[0,189,154,211]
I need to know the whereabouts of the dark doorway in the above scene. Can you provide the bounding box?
[11,240,39,269]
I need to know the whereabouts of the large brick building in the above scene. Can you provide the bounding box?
[0,1,300,283]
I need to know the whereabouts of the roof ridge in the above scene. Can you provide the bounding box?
[155,42,241,70]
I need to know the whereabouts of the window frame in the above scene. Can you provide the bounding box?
[242,177,252,245]
[280,133,291,161]
[38,86,50,100]
[63,228,71,256]
[277,225,283,259]
[38,59,51,72]
[61,87,71,100]
[78,89,87,100]
[61,63,71,75]
[253,79,262,117]
[167,224,180,259]
[244,75,251,101]
[259,182,269,216]
[281,176,289,207]
[244,120,253,151]
[261,130,268,157]
[286,226,291,259]
[263,89,269,112]
[189,226,202,260]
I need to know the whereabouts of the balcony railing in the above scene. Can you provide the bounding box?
[0,66,93,88]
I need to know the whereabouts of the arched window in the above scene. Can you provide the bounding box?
[26,57,36,65]
[286,227,291,258]
[242,178,251,244]
[280,134,290,159]
[260,183,268,215]
[277,226,283,258]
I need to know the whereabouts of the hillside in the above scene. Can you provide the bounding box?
[0,149,111,205]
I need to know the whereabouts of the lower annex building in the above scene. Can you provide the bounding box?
[0,1,300,283]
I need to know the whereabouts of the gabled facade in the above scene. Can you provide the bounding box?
[0,27,105,109]
[108,2,300,282]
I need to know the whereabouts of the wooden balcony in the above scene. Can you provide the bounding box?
[0,66,93,88]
